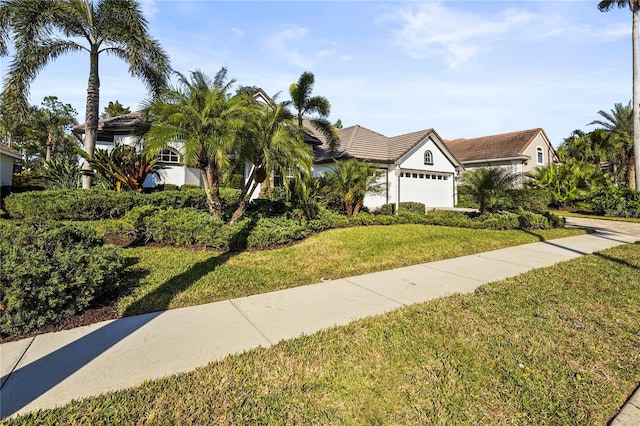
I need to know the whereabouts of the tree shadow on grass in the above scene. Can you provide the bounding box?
[122,217,258,317]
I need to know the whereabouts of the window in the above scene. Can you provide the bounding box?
[158,148,180,164]
[536,147,543,164]
[424,150,433,165]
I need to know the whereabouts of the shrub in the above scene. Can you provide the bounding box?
[308,208,350,231]
[245,217,311,249]
[180,184,202,191]
[375,204,395,215]
[0,219,125,335]
[4,189,138,220]
[476,212,521,230]
[589,188,640,218]
[516,209,551,230]
[153,184,180,192]
[504,189,552,213]
[544,212,566,228]
[399,202,426,215]
[105,205,162,244]
[349,212,376,226]
[143,208,224,247]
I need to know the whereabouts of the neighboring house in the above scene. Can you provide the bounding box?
[0,143,22,187]
[73,112,203,188]
[253,121,465,209]
[444,128,559,175]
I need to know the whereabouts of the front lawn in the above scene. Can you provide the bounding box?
[118,225,586,316]
[8,242,639,424]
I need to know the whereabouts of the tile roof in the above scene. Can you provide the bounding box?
[73,111,147,134]
[311,123,457,166]
[444,128,545,163]
[0,143,22,158]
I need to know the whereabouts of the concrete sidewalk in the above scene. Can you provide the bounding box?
[1,226,639,420]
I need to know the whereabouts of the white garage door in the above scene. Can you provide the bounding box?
[400,171,454,208]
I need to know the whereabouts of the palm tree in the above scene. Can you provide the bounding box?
[598,0,640,190]
[588,101,635,186]
[143,68,249,219]
[0,0,171,188]
[230,99,313,224]
[288,71,340,153]
[460,167,520,214]
[320,159,385,218]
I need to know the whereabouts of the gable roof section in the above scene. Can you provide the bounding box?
[444,128,549,163]
[0,143,22,159]
[312,124,462,169]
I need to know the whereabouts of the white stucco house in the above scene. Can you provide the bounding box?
[444,128,559,175]
[0,143,22,187]
[73,112,203,188]
[250,121,465,209]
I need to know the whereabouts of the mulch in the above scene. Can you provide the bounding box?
[0,301,121,344]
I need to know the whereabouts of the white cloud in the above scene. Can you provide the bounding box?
[263,25,336,69]
[386,2,535,68]
[139,0,159,20]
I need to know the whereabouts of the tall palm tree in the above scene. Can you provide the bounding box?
[288,71,340,153]
[0,0,171,188]
[230,99,313,224]
[598,0,640,190]
[143,68,249,219]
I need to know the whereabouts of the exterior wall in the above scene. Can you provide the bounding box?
[0,153,18,186]
[391,136,458,209]
[521,132,557,174]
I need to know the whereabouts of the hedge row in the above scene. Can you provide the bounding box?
[4,188,241,220]
[0,219,125,335]
[106,207,564,251]
[106,206,350,250]
[589,188,640,218]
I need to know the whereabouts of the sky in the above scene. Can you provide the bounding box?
[0,0,635,147]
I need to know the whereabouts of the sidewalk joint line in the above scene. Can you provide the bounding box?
[343,279,406,307]
[228,300,273,346]
[1,336,36,391]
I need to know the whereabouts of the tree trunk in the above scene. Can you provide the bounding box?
[45,133,52,162]
[82,49,100,189]
[230,180,259,224]
[633,4,640,190]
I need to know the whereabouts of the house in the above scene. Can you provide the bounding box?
[73,112,203,188]
[444,128,559,175]
[0,143,22,187]
[253,122,465,209]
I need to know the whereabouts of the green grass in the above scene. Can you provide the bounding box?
[118,225,586,316]
[7,243,639,425]
[556,210,640,223]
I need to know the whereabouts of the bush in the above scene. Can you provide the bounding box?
[152,184,180,192]
[4,189,138,220]
[246,217,311,249]
[589,188,640,218]
[375,204,395,215]
[399,202,426,215]
[516,209,551,230]
[180,184,202,191]
[504,189,552,213]
[476,212,521,230]
[143,208,224,247]
[0,219,125,335]
[4,189,213,220]
[308,208,350,231]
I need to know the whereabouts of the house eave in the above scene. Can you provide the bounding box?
[462,155,530,165]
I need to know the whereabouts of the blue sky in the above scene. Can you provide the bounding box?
[0,0,634,147]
